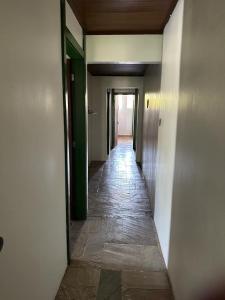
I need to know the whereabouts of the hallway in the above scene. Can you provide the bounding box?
[56,138,173,299]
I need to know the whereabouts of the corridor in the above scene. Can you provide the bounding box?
[56,137,173,299]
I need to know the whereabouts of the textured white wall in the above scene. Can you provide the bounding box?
[88,76,143,162]
[86,35,162,63]
[0,1,67,299]
[66,1,83,48]
[168,0,225,299]
[154,0,184,266]
[142,64,162,215]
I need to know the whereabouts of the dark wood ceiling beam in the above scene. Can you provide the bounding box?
[83,1,172,13]
[87,64,149,77]
[67,0,179,35]
[85,29,163,35]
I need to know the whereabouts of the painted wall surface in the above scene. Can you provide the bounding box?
[86,35,162,63]
[142,65,161,214]
[0,1,67,299]
[88,76,143,162]
[117,95,134,136]
[66,0,83,49]
[154,0,184,267]
[168,0,225,299]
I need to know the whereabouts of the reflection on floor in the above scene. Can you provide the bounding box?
[56,137,174,300]
[117,135,133,144]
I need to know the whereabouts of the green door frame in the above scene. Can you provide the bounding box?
[61,0,87,264]
[107,89,111,155]
[111,89,116,149]
[133,89,139,152]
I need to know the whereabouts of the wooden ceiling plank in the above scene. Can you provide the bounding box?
[67,0,178,35]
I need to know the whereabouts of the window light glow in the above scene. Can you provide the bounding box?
[118,95,123,110]
[127,95,134,109]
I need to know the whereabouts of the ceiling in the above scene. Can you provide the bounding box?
[88,64,149,77]
[67,0,178,34]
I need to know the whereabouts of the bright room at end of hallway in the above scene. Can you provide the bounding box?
[117,94,134,145]
[110,91,138,152]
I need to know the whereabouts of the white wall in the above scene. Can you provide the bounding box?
[168,0,225,299]
[86,35,162,63]
[0,1,67,299]
[88,76,143,162]
[117,95,134,136]
[142,64,162,214]
[86,34,162,164]
[154,0,184,266]
[66,1,83,49]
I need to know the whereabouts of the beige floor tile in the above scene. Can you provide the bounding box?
[61,266,100,287]
[96,270,122,300]
[56,285,98,300]
[101,243,143,270]
[56,265,101,300]
[122,271,170,290]
[70,259,102,270]
[122,288,174,300]
[141,246,166,271]
[71,233,88,259]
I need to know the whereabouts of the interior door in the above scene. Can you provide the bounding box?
[70,58,87,220]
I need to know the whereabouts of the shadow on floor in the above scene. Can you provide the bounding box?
[89,161,105,181]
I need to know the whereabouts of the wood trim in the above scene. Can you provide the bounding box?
[67,0,178,35]
[85,29,164,35]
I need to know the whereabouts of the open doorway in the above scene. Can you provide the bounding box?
[108,88,139,154]
[117,94,134,145]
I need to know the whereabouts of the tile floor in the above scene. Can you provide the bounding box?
[56,137,174,300]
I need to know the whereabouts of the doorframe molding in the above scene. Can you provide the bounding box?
[109,90,139,157]
[60,0,87,265]
[133,88,139,152]
[111,89,116,149]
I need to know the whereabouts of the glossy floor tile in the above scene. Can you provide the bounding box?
[96,270,121,300]
[56,137,173,299]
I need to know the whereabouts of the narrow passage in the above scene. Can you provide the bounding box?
[56,137,173,300]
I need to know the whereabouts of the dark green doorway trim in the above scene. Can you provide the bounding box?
[60,0,87,264]
[133,89,139,152]
[65,28,84,58]
[107,89,111,155]
[111,89,116,149]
